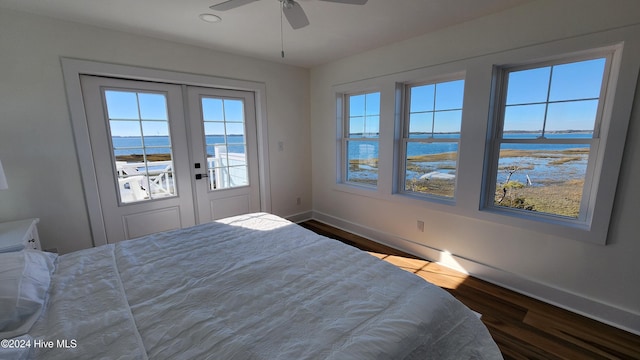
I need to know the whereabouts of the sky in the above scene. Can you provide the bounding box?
[107,57,606,140]
[347,57,606,136]
[503,57,605,133]
[106,92,245,137]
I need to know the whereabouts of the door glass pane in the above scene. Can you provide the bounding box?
[201,97,249,190]
[105,90,176,204]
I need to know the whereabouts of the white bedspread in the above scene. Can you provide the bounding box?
[29,213,502,359]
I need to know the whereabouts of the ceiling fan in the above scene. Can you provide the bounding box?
[210,0,368,30]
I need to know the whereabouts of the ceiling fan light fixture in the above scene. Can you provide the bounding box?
[281,0,295,10]
[199,13,222,23]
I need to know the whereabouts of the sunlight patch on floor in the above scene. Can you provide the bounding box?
[368,251,469,290]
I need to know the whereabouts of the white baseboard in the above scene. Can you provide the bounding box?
[312,210,640,336]
[284,210,313,224]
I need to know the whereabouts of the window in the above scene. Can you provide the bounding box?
[402,79,465,199]
[487,54,611,221]
[341,91,381,187]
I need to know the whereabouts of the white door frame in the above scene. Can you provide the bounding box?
[61,58,272,247]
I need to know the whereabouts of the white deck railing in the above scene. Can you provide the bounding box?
[116,160,174,201]
[115,150,248,203]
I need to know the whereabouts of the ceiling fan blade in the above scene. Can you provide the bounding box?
[317,0,368,4]
[210,0,259,11]
[283,1,310,30]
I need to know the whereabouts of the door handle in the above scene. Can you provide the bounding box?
[195,173,209,180]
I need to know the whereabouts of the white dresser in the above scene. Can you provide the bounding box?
[0,218,42,252]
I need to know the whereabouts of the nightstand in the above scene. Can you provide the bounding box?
[0,218,42,252]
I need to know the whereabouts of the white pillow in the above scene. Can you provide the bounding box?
[0,250,57,339]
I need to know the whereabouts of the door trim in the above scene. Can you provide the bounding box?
[61,58,272,247]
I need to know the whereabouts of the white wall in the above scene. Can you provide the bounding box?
[0,8,311,253]
[310,0,640,333]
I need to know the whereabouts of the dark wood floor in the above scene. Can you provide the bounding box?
[300,220,640,360]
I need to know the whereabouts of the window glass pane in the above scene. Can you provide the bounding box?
[433,110,462,134]
[349,117,364,136]
[202,98,224,121]
[405,142,457,198]
[433,133,460,140]
[546,100,598,133]
[435,80,465,111]
[409,112,432,138]
[349,94,365,117]
[364,116,380,137]
[365,92,380,116]
[224,99,244,122]
[410,84,434,113]
[503,104,546,138]
[105,91,139,119]
[346,140,378,186]
[138,93,168,120]
[344,91,379,188]
[549,58,606,101]
[404,79,463,198]
[495,143,590,218]
[506,67,551,105]
[348,92,379,139]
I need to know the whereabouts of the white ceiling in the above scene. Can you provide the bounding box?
[0,0,533,68]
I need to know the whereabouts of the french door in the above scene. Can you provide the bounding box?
[187,86,260,223]
[80,75,260,243]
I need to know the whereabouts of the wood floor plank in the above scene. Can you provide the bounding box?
[299,219,640,359]
[524,309,640,359]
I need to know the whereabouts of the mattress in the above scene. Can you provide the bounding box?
[24,213,502,359]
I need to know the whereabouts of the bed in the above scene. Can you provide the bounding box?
[1,212,502,359]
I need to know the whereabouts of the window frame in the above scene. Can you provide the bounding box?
[400,75,466,202]
[481,46,623,241]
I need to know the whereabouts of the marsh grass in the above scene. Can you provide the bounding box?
[496,179,583,218]
[407,152,457,162]
[116,154,173,162]
[407,148,586,216]
[406,178,455,197]
[489,148,586,217]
